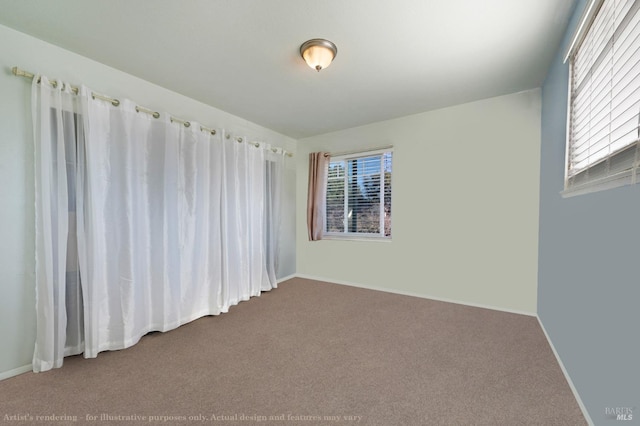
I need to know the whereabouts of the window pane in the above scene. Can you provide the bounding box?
[383,152,392,237]
[347,156,380,234]
[326,161,345,232]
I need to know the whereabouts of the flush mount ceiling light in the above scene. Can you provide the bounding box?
[300,39,337,72]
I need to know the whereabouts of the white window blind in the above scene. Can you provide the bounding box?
[325,149,392,238]
[565,0,640,195]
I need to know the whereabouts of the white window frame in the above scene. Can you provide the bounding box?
[323,148,392,241]
[563,0,640,197]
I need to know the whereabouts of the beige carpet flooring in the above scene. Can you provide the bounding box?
[0,277,585,425]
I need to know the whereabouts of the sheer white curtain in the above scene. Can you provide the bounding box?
[32,76,85,372]
[264,148,285,289]
[32,77,284,371]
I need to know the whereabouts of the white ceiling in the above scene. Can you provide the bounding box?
[0,0,577,139]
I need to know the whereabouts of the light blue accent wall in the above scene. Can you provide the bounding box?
[539,1,640,424]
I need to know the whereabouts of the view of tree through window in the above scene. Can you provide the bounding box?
[326,151,392,237]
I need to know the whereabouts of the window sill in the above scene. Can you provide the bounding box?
[561,168,638,198]
[322,234,392,243]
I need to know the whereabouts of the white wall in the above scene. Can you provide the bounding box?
[0,24,296,378]
[296,89,541,314]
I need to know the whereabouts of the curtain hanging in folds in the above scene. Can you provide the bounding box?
[307,152,329,241]
[32,76,284,371]
[32,77,85,372]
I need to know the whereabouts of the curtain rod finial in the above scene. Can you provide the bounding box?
[11,66,35,79]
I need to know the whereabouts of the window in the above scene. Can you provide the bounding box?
[564,0,640,196]
[325,149,392,239]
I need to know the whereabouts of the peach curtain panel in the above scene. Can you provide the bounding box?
[307,152,329,241]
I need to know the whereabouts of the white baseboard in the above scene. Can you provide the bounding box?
[277,273,297,284]
[536,316,593,426]
[293,273,536,317]
[0,364,31,381]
